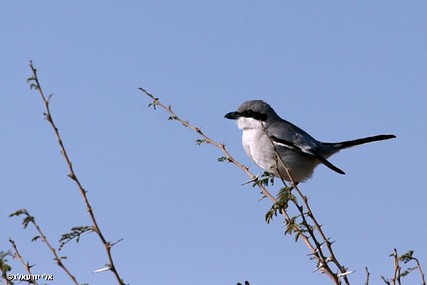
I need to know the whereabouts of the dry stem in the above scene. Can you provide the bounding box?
[27,61,125,285]
[8,239,39,285]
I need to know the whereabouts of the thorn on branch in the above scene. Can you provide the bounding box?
[94,266,111,273]
[110,238,124,247]
[337,270,354,278]
[68,173,77,181]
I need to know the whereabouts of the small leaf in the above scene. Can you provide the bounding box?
[59,226,93,251]
[400,266,416,277]
[31,235,41,242]
[9,209,27,217]
[265,208,276,224]
[284,216,298,236]
[399,250,414,263]
[253,172,275,187]
[217,156,228,162]
[294,231,301,242]
[148,101,158,110]
[195,139,206,145]
[22,216,35,229]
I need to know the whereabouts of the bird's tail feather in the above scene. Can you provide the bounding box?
[328,134,396,150]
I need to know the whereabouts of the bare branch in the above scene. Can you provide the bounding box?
[27,61,125,285]
[8,239,39,285]
[261,123,349,284]
[414,256,426,285]
[365,267,370,285]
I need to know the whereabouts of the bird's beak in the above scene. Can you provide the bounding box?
[224,111,241,120]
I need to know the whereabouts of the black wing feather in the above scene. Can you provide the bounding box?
[270,135,345,175]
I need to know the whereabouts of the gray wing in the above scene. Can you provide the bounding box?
[270,135,345,175]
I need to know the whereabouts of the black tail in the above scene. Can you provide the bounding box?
[330,134,396,149]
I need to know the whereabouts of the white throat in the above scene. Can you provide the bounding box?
[236,117,265,130]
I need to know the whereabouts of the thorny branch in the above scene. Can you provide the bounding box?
[9,238,39,285]
[139,88,350,284]
[261,123,350,283]
[9,209,77,285]
[26,61,125,285]
[383,249,426,285]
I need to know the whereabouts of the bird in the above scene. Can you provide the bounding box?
[225,100,395,183]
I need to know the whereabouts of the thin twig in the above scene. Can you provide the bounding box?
[365,267,370,285]
[27,61,125,285]
[392,249,401,285]
[414,256,426,285]
[9,239,40,285]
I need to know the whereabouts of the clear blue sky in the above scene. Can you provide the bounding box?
[1,2,426,284]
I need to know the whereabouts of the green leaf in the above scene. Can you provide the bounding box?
[400,266,416,277]
[59,226,93,251]
[147,98,159,110]
[9,209,27,217]
[399,250,414,263]
[274,186,297,212]
[195,139,206,145]
[0,250,13,272]
[284,216,298,236]
[253,172,275,187]
[31,235,41,242]
[217,156,228,162]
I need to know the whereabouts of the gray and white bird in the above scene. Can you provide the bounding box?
[225,100,395,183]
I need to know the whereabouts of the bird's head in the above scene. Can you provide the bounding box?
[225,100,278,130]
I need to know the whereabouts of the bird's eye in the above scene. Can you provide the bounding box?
[245,110,254,116]
[242,109,267,121]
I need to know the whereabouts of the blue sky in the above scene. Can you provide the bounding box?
[1,2,426,284]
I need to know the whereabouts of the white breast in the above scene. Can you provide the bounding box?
[237,117,320,182]
[238,117,278,174]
